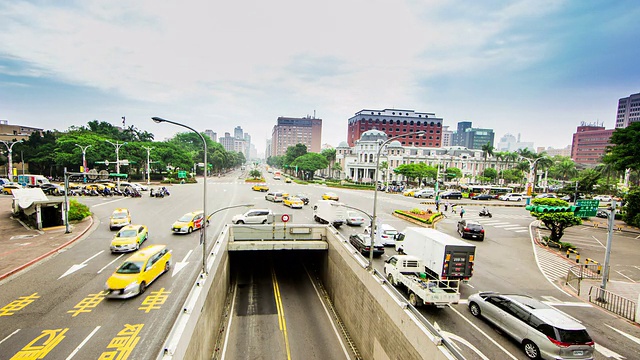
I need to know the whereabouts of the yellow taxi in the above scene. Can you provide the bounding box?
[104,244,171,299]
[85,183,107,191]
[252,183,269,192]
[109,208,131,230]
[110,225,148,253]
[285,177,292,183]
[403,188,419,197]
[2,183,22,195]
[171,211,207,234]
[283,196,304,209]
[322,192,339,201]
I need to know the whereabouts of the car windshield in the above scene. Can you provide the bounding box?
[347,212,360,218]
[118,230,137,237]
[116,261,144,274]
[112,212,128,219]
[179,214,194,221]
[384,230,398,236]
[467,224,483,230]
[556,328,592,344]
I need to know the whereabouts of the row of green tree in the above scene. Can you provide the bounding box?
[2,120,246,179]
[267,144,341,180]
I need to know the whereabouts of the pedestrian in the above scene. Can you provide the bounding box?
[460,206,465,218]
[435,199,440,212]
[444,202,449,212]
[451,204,457,214]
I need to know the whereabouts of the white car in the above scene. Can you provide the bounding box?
[499,193,523,201]
[232,209,274,224]
[364,223,398,246]
[593,195,612,202]
[413,188,435,198]
[345,211,366,226]
[120,182,149,191]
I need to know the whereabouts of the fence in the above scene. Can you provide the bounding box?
[588,286,636,322]
[565,264,602,296]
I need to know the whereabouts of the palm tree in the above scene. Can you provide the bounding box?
[481,142,494,171]
[595,162,618,190]
[557,159,578,181]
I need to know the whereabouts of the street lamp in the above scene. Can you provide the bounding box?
[105,140,126,190]
[152,117,208,274]
[142,146,154,185]
[519,156,542,198]
[75,144,92,183]
[1,140,23,181]
[370,131,425,270]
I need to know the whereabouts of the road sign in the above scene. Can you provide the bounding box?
[109,173,128,178]
[281,214,290,223]
[576,199,599,218]
[99,170,109,179]
[178,171,187,179]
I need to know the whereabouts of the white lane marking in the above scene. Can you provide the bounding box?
[59,251,105,279]
[91,198,126,208]
[0,329,20,345]
[541,301,592,308]
[493,224,518,228]
[97,254,124,274]
[305,267,351,359]
[220,281,238,359]
[595,343,626,359]
[172,249,192,277]
[65,326,101,360]
[439,329,491,360]
[591,235,606,248]
[605,323,640,345]
[514,230,529,233]
[448,306,518,360]
[529,221,571,296]
[615,270,636,283]
[500,226,526,230]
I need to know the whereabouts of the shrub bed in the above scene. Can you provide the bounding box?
[394,209,442,224]
[68,199,91,221]
[245,178,266,183]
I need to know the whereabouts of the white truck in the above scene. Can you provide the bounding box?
[313,200,346,228]
[384,255,460,308]
[395,227,476,282]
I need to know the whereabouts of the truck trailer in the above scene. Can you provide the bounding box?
[395,227,475,282]
[313,200,346,228]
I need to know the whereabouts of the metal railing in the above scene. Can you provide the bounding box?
[565,264,602,296]
[588,286,636,322]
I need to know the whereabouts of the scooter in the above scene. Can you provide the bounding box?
[479,209,493,218]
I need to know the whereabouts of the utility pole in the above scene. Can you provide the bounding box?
[1,140,22,181]
[600,200,617,290]
[21,151,24,175]
[142,146,154,185]
[106,140,126,190]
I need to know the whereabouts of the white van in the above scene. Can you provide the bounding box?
[265,191,285,202]
[365,223,399,246]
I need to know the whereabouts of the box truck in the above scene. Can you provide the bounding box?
[313,200,346,228]
[17,174,50,188]
[395,227,475,282]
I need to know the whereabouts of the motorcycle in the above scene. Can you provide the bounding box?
[479,209,493,218]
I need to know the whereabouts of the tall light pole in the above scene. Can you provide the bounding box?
[152,117,208,275]
[1,140,22,181]
[105,140,126,190]
[142,146,154,185]
[519,156,542,199]
[75,144,92,183]
[370,131,425,270]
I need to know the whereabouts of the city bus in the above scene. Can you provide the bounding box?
[461,185,513,198]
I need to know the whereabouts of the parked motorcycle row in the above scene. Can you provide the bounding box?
[150,187,171,198]
[64,187,144,198]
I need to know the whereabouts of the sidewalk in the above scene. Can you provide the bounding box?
[0,197,95,281]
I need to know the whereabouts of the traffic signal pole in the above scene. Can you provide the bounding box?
[600,199,616,290]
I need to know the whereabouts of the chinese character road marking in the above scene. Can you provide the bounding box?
[98,324,144,360]
[138,288,171,313]
[0,293,40,317]
[67,291,108,317]
[10,328,68,360]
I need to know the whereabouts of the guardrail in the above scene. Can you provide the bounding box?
[588,286,636,322]
[565,264,602,296]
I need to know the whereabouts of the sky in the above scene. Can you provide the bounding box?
[1,0,639,157]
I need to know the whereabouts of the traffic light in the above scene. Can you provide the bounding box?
[526,205,581,213]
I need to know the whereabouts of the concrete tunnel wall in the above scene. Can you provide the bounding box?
[162,225,454,360]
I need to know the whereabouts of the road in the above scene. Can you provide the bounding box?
[1,170,640,360]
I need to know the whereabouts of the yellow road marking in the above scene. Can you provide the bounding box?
[0,293,39,317]
[271,268,291,360]
[139,288,171,313]
[11,328,68,360]
[98,324,144,360]
[68,291,108,317]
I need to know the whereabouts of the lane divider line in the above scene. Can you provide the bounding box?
[271,268,291,360]
[65,326,101,360]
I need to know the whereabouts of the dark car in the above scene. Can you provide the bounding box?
[471,193,495,200]
[596,209,608,218]
[349,233,384,257]
[41,183,64,196]
[457,220,484,240]
[440,190,463,199]
[295,193,310,205]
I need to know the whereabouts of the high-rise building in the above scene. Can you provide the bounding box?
[271,116,322,157]
[234,126,244,139]
[265,139,272,161]
[451,121,495,150]
[571,122,614,165]
[616,92,640,128]
[496,133,534,152]
[538,145,571,157]
[441,126,453,147]
[204,130,216,142]
[452,121,472,147]
[347,109,443,147]
[243,133,251,159]
[219,132,234,151]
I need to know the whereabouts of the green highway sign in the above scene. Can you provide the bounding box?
[109,173,128,178]
[178,171,187,178]
[576,199,599,218]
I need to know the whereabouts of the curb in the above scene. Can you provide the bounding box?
[419,201,525,208]
[0,215,95,281]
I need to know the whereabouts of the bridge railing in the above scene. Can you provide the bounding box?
[588,286,636,322]
[565,264,602,296]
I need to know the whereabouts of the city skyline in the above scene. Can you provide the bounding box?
[1,2,638,154]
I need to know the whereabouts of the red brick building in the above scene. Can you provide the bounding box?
[570,123,614,165]
[347,109,443,147]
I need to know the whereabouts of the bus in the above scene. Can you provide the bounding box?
[461,185,512,198]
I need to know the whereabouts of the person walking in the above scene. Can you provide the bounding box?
[460,206,465,219]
